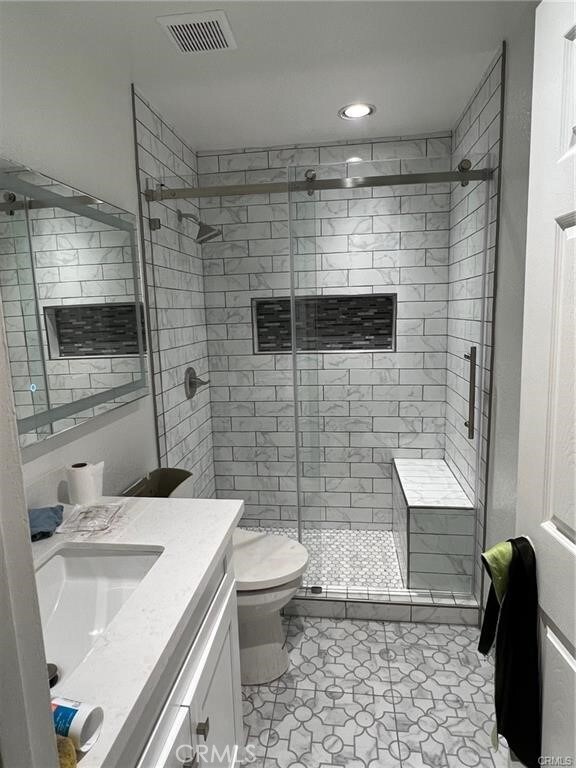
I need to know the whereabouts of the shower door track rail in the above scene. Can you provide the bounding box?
[144,167,494,202]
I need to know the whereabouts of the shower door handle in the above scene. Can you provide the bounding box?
[463,346,477,440]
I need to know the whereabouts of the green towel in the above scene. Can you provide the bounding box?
[482,540,513,603]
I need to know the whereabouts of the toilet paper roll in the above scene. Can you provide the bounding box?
[66,462,104,505]
[51,697,103,753]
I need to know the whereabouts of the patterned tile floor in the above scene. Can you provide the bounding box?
[243,527,404,590]
[242,617,506,767]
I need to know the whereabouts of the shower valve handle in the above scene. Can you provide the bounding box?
[184,367,210,400]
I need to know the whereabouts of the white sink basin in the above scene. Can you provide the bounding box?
[35,543,162,684]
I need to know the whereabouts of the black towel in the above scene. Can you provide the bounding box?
[478,536,542,768]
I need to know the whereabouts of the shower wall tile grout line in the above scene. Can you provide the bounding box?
[200,133,454,532]
[133,90,216,497]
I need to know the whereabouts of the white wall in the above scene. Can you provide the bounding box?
[22,397,156,506]
[0,3,157,499]
[486,6,536,547]
[0,4,135,211]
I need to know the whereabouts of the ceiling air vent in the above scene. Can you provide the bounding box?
[157,11,237,53]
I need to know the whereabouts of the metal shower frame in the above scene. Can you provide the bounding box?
[144,163,493,202]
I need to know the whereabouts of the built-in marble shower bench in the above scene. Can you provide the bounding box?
[392,459,475,592]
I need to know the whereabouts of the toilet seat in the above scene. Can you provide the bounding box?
[232,529,308,591]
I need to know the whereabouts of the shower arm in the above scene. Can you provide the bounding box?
[144,163,493,202]
[176,210,201,224]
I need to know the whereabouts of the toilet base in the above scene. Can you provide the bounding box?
[238,610,289,685]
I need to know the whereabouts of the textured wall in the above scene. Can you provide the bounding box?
[198,134,455,529]
[134,92,215,498]
[446,51,503,599]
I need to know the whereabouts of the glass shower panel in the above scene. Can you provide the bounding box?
[288,153,493,597]
[288,164,324,586]
[445,153,495,600]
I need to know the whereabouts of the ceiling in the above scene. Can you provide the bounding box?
[19,1,535,151]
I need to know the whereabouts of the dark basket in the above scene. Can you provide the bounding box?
[122,468,192,498]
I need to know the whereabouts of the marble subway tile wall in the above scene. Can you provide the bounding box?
[33,216,141,433]
[198,134,453,529]
[0,196,141,442]
[446,51,503,599]
[133,92,215,497]
[0,207,48,438]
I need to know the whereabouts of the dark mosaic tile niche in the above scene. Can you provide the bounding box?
[253,293,396,353]
[45,302,145,357]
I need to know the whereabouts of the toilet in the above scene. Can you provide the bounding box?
[233,528,308,684]
[169,478,308,684]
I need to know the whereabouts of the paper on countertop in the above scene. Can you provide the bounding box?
[56,502,124,533]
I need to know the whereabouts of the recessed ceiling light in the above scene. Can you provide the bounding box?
[338,103,376,120]
[347,156,363,163]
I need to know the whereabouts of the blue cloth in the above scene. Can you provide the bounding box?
[28,505,64,541]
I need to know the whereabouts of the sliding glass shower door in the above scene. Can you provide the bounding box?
[288,164,325,588]
[288,152,495,598]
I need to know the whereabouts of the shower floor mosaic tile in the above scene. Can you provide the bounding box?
[242,526,404,591]
[242,617,507,767]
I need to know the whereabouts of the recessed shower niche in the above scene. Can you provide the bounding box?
[252,293,396,353]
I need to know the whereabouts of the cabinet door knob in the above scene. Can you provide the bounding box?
[182,751,198,768]
[196,717,210,741]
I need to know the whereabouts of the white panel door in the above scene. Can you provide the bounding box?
[516,0,576,761]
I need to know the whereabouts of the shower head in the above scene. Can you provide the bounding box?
[195,220,222,244]
[176,209,221,244]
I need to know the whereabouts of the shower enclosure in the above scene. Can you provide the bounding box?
[143,148,496,608]
[285,155,494,603]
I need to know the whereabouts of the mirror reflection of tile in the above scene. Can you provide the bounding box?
[0,161,147,447]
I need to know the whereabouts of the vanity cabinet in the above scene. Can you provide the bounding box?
[191,612,239,767]
[138,708,192,768]
[136,571,243,768]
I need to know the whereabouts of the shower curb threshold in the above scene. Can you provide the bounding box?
[286,590,480,626]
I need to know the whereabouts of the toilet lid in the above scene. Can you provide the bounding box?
[232,529,309,591]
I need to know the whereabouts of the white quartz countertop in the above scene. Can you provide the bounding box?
[32,495,244,768]
[393,459,474,509]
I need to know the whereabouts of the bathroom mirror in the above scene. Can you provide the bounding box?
[0,159,148,447]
